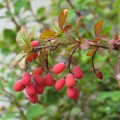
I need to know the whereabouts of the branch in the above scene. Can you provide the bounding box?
[66,0,81,17]
[5,0,20,30]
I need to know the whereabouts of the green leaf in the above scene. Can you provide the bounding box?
[0,3,4,9]
[26,104,47,119]
[96,91,120,102]
[10,51,26,69]
[37,7,45,16]
[3,29,16,42]
[1,113,16,120]
[14,0,27,15]
[113,0,120,9]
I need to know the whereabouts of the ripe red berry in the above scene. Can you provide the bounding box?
[29,94,38,103]
[55,78,65,90]
[65,73,75,87]
[26,84,36,96]
[72,87,79,101]
[45,73,54,86]
[34,84,44,94]
[96,71,103,80]
[52,63,66,74]
[32,67,44,75]
[73,66,83,79]
[27,53,38,62]
[33,74,44,85]
[13,80,25,92]
[31,40,39,47]
[67,87,76,98]
[22,72,31,85]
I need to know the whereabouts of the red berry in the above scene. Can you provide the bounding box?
[67,87,76,98]
[33,74,44,85]
[32,67,44,75]
[26,84,36,96]
[55,78,65,90]
[73,66,83,79]
[22,72,31,85]
[52,63,66,74]
[29,94,38,103]
[41,77,46,87]
[72,87,79,101]
[45,73,54,86]
[96,71,103,80]
[27,53,38,62]
[34,84,44,94]
[31,40,39,47]
[65,73,75,87]
[13,80,25,92]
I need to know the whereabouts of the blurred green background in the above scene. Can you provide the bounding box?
[0,0,120,120]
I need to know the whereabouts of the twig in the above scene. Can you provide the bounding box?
[5,0,20,30]
[68,44,79,72]
[66,0,81,16]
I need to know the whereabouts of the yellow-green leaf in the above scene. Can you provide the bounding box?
[10,51,26,69]
[18,57,26,69]
[16,27,31,48]
[58,9,68,30]
[40,29,58,39]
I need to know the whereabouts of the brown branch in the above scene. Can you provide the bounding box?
[67,44,79,73]
[66,0,81,17]
[5,0,20,30]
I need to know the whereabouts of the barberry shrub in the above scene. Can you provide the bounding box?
[11,9,120,104]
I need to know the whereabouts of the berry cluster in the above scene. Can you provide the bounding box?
[13,62,84,103]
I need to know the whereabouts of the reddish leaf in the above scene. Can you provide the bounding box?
[87,48,96,56]
[114,34,119,40]
[94,20,104,38]
[40,29,58,39]
[74,16,83,36]
[63,24,72,32]
[58,9,68,30]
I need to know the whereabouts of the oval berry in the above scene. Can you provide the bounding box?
[65,73,75,87]
[32,67,44,75]
[73,66,83,79]
[31,40,39,47]
[55,78,65,90]
[29,94,38,103]
[96,71,103,80]
[72,87,79,101]
[26,84,36,96]
[45,73,54,86]
[52,63,66,74]
[33,74,44,85]
[34,84,44,94]
[22,72,31,85]
[27,53,38,62]
[13,80,24,92]
[67,87,76,98]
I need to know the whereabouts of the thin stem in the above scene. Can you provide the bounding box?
[66,0,81,17]
[5,0,20,30]
[68,44,79,73]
